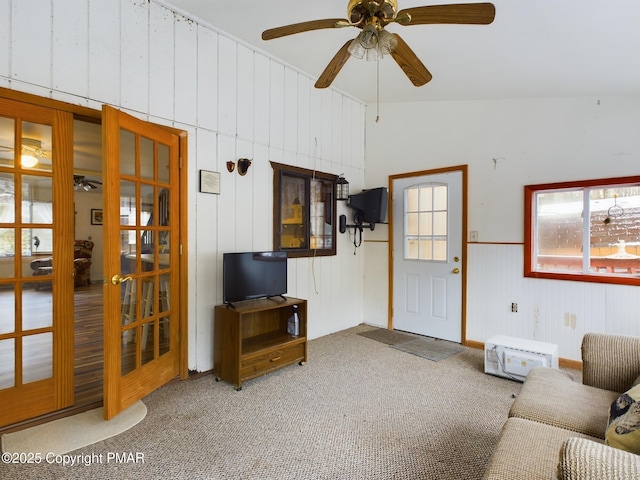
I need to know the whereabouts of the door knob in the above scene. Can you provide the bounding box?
[452,268,460,274]
[111,274,133,285]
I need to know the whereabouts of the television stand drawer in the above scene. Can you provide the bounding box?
[241,343,305,379]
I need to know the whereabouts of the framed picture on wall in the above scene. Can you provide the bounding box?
[91,209,103,225]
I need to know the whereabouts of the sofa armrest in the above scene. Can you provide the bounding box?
[557,437,639,480]
[581,333,640,392]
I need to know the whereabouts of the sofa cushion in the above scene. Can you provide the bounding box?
[482,417,601,480]
[558,436,640,480]
[509,367,620,439]
[605,384,640,454]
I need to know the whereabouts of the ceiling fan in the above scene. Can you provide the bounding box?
[74,175,102,191]
[262,1,495,89]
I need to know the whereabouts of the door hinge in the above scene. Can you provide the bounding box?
[179,156,183,169]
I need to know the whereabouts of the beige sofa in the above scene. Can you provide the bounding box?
[483,333,640,479]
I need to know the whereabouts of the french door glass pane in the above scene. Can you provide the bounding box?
[22,332,52,383]
[0,287,14,334]
[159,315,170,356]
[140,136,154,180]
[158,144,170,183]
[21,122,52,172]
[23,290,53,330]
[0,339,15,388]
[0,116,15,168]
[0,228,15,278]
[0,173,15,223]
[120,129,135,176]
[141,321,154,366]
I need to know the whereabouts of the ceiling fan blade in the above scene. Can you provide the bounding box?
[262,18,350,40]
[397,2,495,26]
[389,34,432,87]
[315,40,353,89]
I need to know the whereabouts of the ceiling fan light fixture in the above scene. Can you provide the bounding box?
[358,25,378,49]
[20,138,42,168]
[365,45,383,61]
[377,29,397,55]
[20,152,38,168]
[347,37,366,59]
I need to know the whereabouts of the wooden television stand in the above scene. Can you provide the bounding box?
[214,296,307,390]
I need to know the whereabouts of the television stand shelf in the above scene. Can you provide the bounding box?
[214,297,307,390]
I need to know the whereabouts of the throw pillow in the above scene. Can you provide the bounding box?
[606,383,640,454]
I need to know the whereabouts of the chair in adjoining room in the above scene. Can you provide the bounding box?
[30,239,94,289]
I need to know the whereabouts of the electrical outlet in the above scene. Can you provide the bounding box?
[511,303,518,313]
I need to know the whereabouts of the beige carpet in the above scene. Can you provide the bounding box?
[2,325,525,479]
[1,401,147,456]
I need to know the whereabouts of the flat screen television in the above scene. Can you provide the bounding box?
[223,251,288,305]
[347,187,389,224]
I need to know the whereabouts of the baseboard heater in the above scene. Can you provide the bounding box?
[484,335,559,382]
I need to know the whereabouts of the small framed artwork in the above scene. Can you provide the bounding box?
[91,209,103,225]
[199,170,221,194]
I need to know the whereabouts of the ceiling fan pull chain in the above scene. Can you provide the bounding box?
[376,57,380,123]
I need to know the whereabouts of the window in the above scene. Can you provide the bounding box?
[525,176,640,285]
[271,162,337,258]
[404,183,448,261]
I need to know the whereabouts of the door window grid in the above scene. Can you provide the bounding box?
[404,183,448,261]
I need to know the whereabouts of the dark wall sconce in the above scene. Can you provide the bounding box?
[226,161,235,173]
[237,158,252,176]
[339,213,376,252]
[339,214,376,234]
[336,176,349,201]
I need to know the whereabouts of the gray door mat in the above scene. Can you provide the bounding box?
[391,337,465,362]
[358,328,416,345]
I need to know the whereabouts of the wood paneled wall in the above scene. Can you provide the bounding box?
[466,243,640,360]
[0,0,368,372]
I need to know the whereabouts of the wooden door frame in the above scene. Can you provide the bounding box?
[388,165,469,344]
[0,87,189,384]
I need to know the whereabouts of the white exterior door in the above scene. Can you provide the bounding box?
[391,170,464,342]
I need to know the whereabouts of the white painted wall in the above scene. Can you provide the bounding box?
[0,0,367,372]
[73,190,103,283]
[365,96,640,360]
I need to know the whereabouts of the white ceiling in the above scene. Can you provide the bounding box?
[163,0,640,104]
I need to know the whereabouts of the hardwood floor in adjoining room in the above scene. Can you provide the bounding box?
[0,282,104,427]
[73,283,104,406]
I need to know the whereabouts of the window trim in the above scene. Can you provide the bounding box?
[271,162,337,258]
[524,175,640,286]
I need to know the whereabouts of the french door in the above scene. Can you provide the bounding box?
[0,98,74,426]
[102,106,181,420]
[390,168,466,343]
